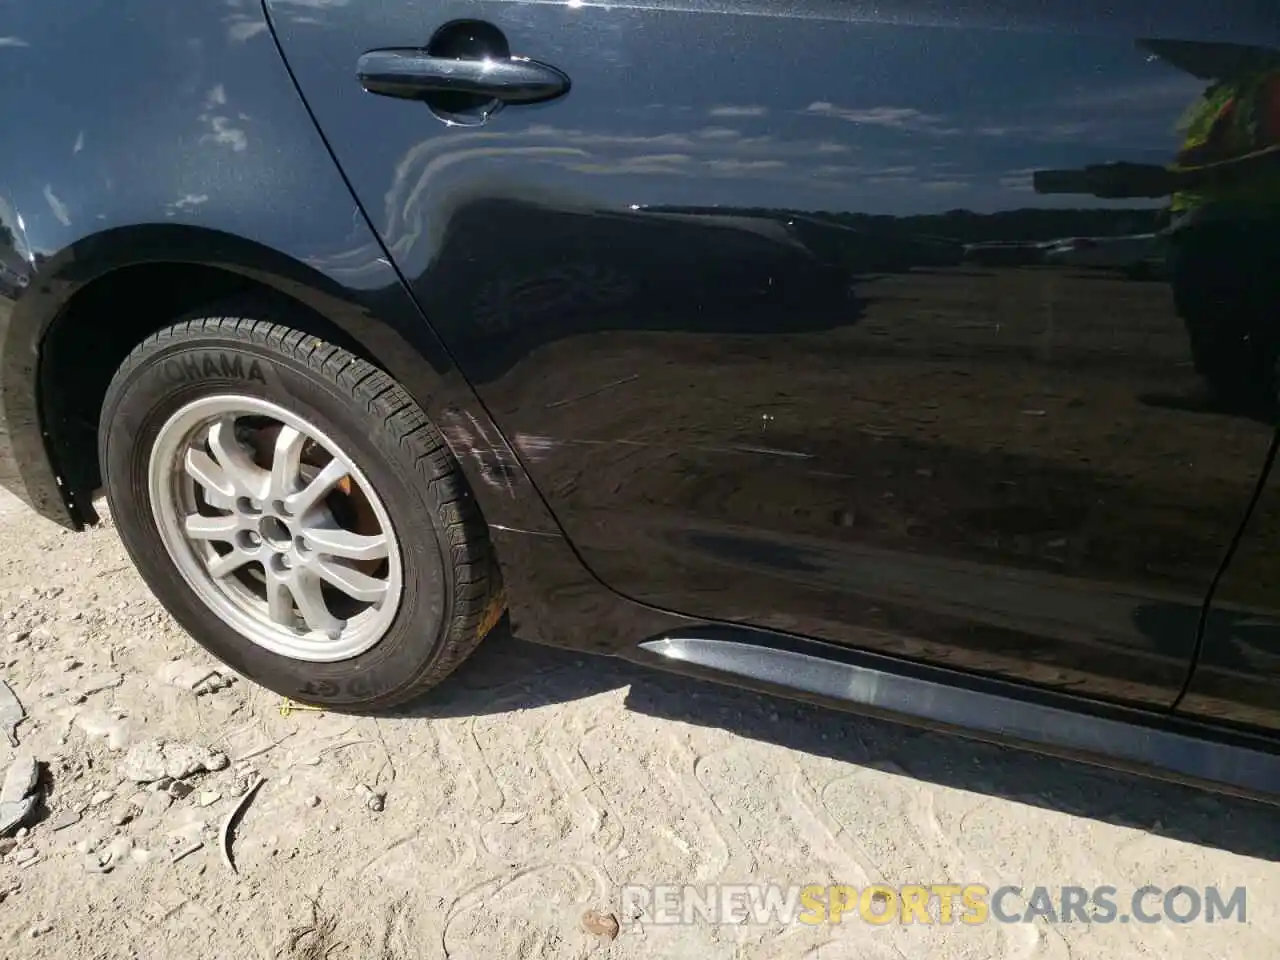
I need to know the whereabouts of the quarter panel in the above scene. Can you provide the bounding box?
[0,0,681,658]
[0,0,564,549]
[0,0,403,525]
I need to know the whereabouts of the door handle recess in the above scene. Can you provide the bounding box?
[357,50,570,104]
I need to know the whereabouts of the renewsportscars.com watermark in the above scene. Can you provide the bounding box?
[620,883,1248,926]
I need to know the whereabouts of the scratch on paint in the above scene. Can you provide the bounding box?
[514,434,812,462]
[544,374,641,409]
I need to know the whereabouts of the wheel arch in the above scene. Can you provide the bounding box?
[7,223,540,537]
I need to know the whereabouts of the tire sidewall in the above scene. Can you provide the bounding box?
[101,333,451,708]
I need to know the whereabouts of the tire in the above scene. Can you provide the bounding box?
[99,311,504,711]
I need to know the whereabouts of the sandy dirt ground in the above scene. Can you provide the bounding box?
[0,491,1278,959]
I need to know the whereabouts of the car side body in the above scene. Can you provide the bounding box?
[2,0,1279,800]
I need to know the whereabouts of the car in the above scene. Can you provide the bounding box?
[1042,233,1167,279]
[961,240,1047,267]
[1,1,1278,803]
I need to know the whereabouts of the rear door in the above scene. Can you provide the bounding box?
[267,0,1279,705]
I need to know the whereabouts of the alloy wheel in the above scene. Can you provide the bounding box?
[147,395,404,662]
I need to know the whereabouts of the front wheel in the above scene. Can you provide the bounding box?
[100,313,503,710]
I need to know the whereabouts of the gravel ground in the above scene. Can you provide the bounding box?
[0,491,1278,959]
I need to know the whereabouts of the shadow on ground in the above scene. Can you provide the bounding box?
[398,623,1280,863]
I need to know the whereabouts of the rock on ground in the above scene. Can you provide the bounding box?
[0,754,38,834]
[120,740,228,783]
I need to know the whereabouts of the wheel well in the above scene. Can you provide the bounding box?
[40,262,375,519]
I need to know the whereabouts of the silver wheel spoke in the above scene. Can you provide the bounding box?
[183,449,236,509]
[207,548,254,579]
[152,396,403,663]
[269,425,306,498]
[265,569,296,627]
[207,418,269,499]
[314,560,389,604]
[290,569,344,635]
[184,513,240,542]
[285,459,348,517]
[303,526,389,562]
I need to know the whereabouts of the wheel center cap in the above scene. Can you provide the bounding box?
[258,515,292,550]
